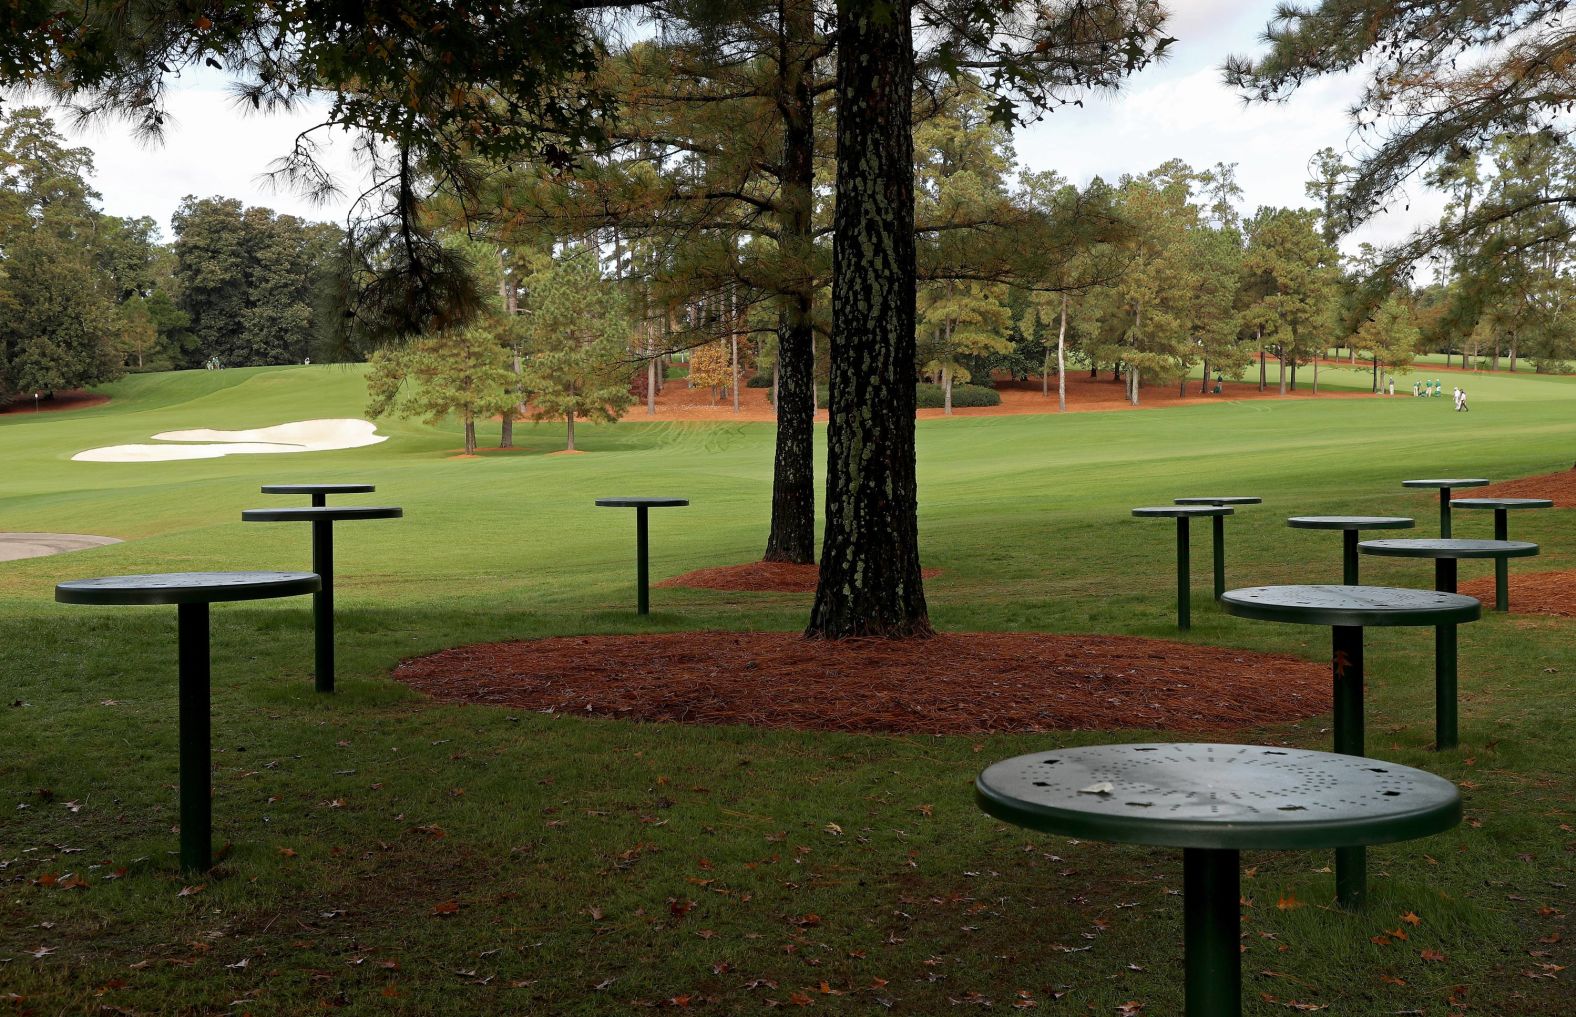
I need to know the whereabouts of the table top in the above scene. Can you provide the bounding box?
[1449,497,1555,511]
[976,743,1461,851]
[1132,505,1234,518]
[57,571,321,606]
[261,484,375,495]
[242,506,404,523]
[1220,584,1482,626]
[1359,538,1540,560]
[1174,496,1262,506]
[1287,515,1416,531]
[595,497,690,508]
[1401,478,1490,489]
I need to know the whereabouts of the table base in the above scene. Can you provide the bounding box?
[313,520,335,692]
[1184,847,1240,1017]
[178,603,212,873]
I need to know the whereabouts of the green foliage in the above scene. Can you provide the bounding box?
[518,247,634,450]
[365,323,516,455]
[1355,295,1421,377]
[914,381,1000,408]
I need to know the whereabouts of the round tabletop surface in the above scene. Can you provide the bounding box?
[976,743,1461,850]
[242,506,404,523]
[1448,497,1555,511]
[1359,538,1540,560]
[1132,505,1234,518]
[1287,515,1416,530]
[1401,478,1490,489]
[1220,584,1482,626]
[57,571,321,606]
[1174,496,1262,506]
[595,497,690,508]
[261,484,375,495]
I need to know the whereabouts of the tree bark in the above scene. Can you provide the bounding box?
[762,0,818,566]
[1312,352,1319,394]
[1278,345,1287,396]
[500,411,513,448]
[942,364,953,415]
[1200,358,1209,395]
[808,0,929,639]
[565,413,576,452]
[1056,294,1067,413]
[1509,332,1518,372]
[1258,330,1265,391]
[464,412,477,456]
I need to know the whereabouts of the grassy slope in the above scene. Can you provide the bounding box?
[1,365,1572,1015]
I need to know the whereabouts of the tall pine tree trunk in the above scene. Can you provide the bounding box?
[942,364,953,415]
[763,0,818,566]
[1056,294,1068,413]
[464,411,477,456]
[808,0,929,639]
[1258,330,1266,391]
[1200,358,1209,395]
[501,410,513,448]
[565,413,576,452]
[1278,345,1287,396]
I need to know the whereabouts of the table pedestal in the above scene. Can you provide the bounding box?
[1343,530,1360,585]
[177,603,212,873]
[1493,510,1509,611]
[1439,491,1453,538]
[1210,515,1226,600]
[1434,558,1459,750]
[312,520,335,692]
[1184,847,1240,1017]
[1331,624,1366,908]
[1175,517,1192,629]
[636,506,651,615]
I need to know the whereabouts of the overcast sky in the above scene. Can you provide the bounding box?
[46,2,1443,255]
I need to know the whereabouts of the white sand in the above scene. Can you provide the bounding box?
[73,419,387,463]
[0,532,122,562]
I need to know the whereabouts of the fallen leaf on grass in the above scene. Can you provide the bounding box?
[177,884,206,897]
[432,901,460,917]
[1276,894,1302,911]
[1420,949,1446,962]
[277,847,297,858]
[1400,912,1422,926]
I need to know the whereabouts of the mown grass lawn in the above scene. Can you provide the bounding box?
[1,364,1572,1015]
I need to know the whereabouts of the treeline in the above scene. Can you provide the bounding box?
[0,107,349,403]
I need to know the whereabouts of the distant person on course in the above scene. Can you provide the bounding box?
[1457,388,1470,412]
[1388,378,1396,396]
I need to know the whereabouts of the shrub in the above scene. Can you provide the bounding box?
[746,374,773,388]
[915,382,1001,408]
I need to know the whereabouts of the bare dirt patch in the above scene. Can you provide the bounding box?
[1461,571,1576,620]
[0,389,108,414]
[392,631,1330,735]
[1475,467,1576,509]
[657,561,941,593]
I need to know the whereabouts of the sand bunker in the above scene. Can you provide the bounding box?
[0,532,121,562]
[73,419,387,463]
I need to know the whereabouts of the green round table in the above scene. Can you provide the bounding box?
[1448,498,1554,610]
[1132,506,1234,628]
[242,506,404,692]
[1174,497,1261,598]
[1401,478,1489,537]
[55,571,321,872]
[596,498,690,614]
[1220,584,1478,906]
[261,483,376,508]
[977,743,1460,1017]
[1286,516,1415,584]
[1360,538,1538,747]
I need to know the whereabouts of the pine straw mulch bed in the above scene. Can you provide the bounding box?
[392,631,1330,735]
[1475,466,1576,509]
[1461,571,1576,620]
[656,561,941,593]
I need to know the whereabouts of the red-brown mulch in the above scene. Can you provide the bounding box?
[0,389,108,414]
[656,561,942,593]
[391,631,1330,735]
[1460,571,1576,619]
[1475,466,1576,509]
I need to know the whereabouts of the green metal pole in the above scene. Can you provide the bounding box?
[1434,557,1459,750]
[177,602,212,873]
[1211,514,1226,600]
[1493,509,1509,611]
[1177,517,1191,630]
[1332,624,1366,909]
[311,492,326,508]
[1343,529,1359,585]
[1439,489,1452,538]
[1183,847,1241,1017]
[312,519,334,693]
[636,506,650,615]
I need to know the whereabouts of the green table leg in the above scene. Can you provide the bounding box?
[1211,514,1226,601]
[1434,557,1459,750]
[1493,509,1509,611]
[1343,530,1359,585]
[312,519,335,693]
[1176,516,1191,630]
[1183,847,1241,1017]
[177,602,213,873]
[311,492,327,508]
[636,505,650,615]
[1439,490,1452,538]
[1331,624,1367,909]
